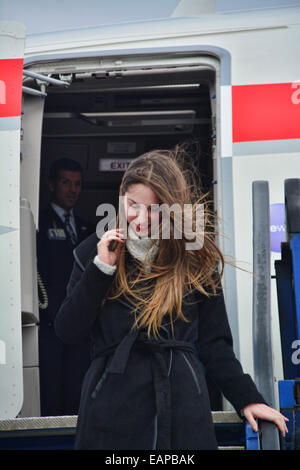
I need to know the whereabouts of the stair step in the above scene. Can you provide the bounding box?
[212,411,243,423]
[218,446,245,450]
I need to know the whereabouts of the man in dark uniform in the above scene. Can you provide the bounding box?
[37,158,94,416]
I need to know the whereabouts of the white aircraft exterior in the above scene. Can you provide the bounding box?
[1,0,300,421]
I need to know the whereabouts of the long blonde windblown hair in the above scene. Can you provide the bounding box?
[105,145,226,338]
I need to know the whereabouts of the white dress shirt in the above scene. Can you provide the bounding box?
[51,202,78,238]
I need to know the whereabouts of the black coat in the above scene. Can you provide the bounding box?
[37,204,94,416]
[37,204,95,325]
[55,232,267,450]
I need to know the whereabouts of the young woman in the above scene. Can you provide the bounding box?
[55,147,288,450]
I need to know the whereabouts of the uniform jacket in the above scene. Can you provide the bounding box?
[55,232,267,450]
[37,204,94,416]
[37,203,94,325]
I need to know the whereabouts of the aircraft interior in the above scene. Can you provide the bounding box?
[20,62,221,417]
[39,67,215,227]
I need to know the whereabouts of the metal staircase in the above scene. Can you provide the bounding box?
[0,412,247,450]
[275,179,300,450]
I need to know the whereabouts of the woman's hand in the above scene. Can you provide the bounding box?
[97,228,125,266]
[242,403,289,437]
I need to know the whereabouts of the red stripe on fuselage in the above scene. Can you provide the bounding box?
[0,58,24,118]
[232,82,300,142]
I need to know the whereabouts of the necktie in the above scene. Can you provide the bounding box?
[64,212,77,245]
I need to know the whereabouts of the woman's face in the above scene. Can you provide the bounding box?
[124,184,161,238]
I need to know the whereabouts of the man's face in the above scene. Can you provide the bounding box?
[48,170,82,211]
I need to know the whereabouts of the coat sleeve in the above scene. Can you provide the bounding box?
[195,287,268,417]
[54,258,115,344]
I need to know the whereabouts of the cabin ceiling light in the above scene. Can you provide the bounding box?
[80,110,196,118]
[123,84,201,90]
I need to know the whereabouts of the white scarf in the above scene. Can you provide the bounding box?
[126,224,159,272]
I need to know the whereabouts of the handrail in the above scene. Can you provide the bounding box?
[23,70,70,87]
[252,180,280,450]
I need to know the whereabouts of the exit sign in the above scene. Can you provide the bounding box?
[99,158,135,171]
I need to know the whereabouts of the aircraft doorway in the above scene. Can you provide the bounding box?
[21,53,220,417]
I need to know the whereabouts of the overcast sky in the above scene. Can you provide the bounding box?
[1,0,299,35]
[0,0,180,35]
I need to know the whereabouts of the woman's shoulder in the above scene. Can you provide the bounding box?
[73,232,99,271]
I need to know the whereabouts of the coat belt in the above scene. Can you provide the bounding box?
[92,329,196,449]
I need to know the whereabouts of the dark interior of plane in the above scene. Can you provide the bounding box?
[39,69,215,227]
[37,68,222,411]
